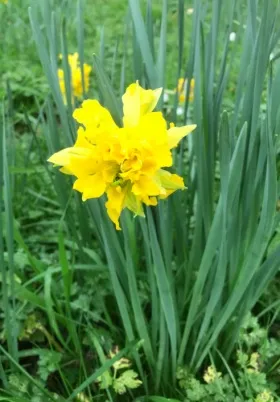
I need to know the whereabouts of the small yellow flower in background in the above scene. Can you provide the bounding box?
[177,77,195,103]
[0,0,8,4]
[255,389,274,402]
[58,52,92,102]
[48,81,196,230]
[203,365,222,384]
[186,8,194,15]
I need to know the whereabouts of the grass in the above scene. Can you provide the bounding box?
[1,0,280,401]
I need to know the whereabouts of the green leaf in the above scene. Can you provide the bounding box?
[93,55,122,126]
[129,0,157,86]
[113,370,142,394]
[37,349,62,381]
[96,371,113,389]
[66,341,138,401]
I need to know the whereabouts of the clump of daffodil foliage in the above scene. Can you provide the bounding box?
[48,81,196,229]
[176,314,280,402]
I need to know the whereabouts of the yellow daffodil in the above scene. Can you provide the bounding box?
[58,52,92,102]
[48,81,196,229]
[177,77,195,103]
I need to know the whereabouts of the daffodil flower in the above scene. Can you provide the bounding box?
[48,82,196,230]
[58,52,92,102]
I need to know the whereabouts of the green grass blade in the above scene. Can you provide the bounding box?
[122,214,154,368]
[93,55,122,126]
[147,209,177,383]
[1,107,18,364]
[77,0,86,96]
[156,0,167,92]
[129,0,157,85]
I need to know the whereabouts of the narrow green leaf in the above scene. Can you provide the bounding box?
[147,209,177,383]
[129,0,157,85]
[93,55,122,126]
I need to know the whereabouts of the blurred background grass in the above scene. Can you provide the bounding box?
[0,0,243,121]
[1,0,280,400]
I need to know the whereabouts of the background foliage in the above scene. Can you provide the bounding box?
[1,0,280,401]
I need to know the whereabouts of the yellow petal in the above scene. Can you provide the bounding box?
[68,52,79,70]
[135,112,172,167]
[105,186,127,230]
[101,162,119,182]
[140,158,158,175]
[83,63,92,76]
[48,145,99,179]
[132,175,164,197]
[142,196,158,206]
[137,111,167,143]
[48,147,92,166]
[59,166,73,175]
[74,126,95,149]
[73,99,118,133]
[72,71,83,98]
[122,81,162,127]
[73,173,106,200]
[48,148,73,166]
[167,124,196,149]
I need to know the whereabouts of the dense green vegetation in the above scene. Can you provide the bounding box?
[1,0,280,401]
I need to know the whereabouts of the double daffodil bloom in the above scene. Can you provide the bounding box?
[58,53,92,102]
[48,82,196,229]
